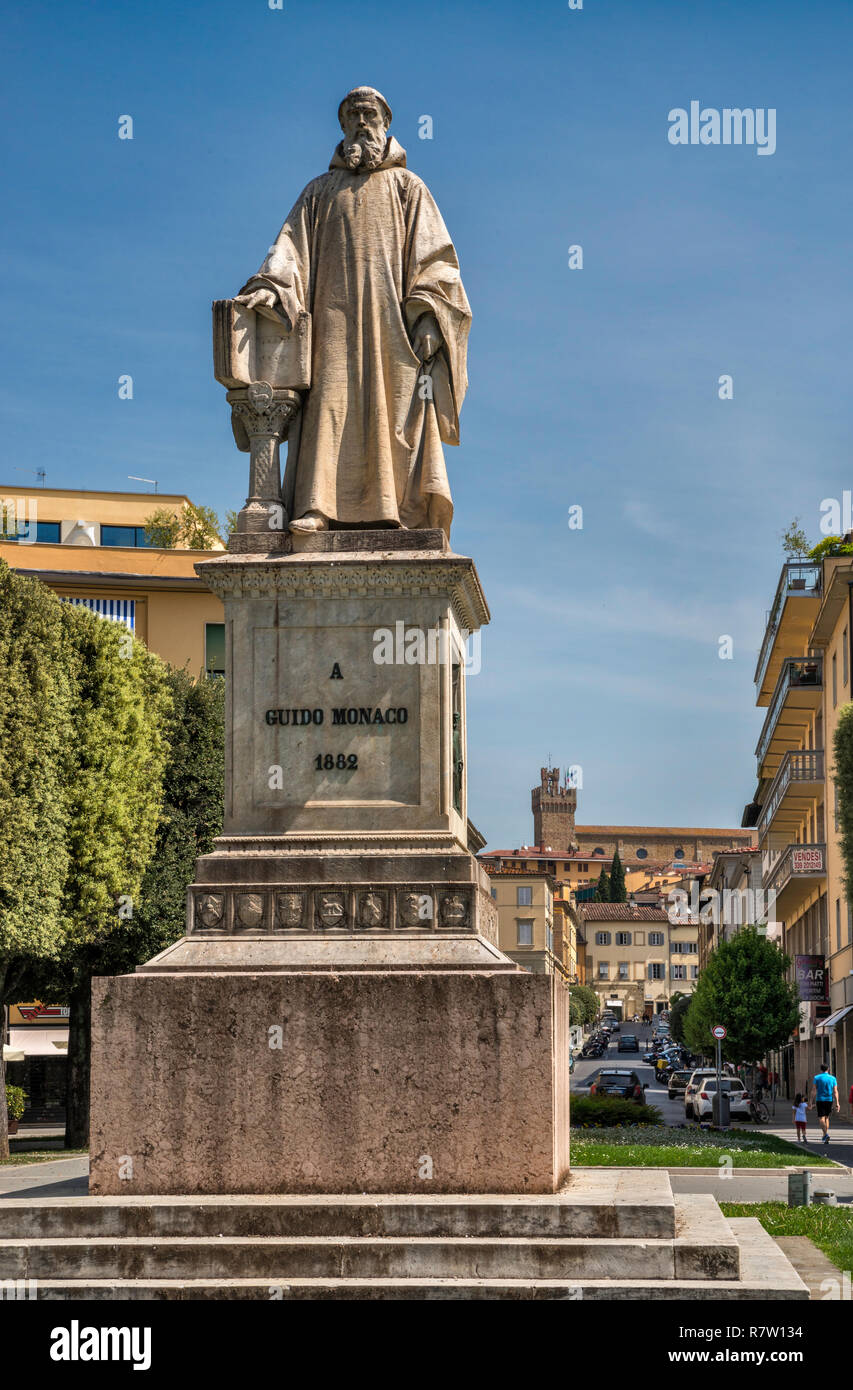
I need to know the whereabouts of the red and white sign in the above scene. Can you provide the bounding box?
[711,1025,727,1040]
[791,848,824,874]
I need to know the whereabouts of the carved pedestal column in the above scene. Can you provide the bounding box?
[228,383,300,553]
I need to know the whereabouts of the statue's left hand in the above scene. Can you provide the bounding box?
[411,312,442,362]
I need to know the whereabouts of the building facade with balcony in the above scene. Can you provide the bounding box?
[750,556,853,1098]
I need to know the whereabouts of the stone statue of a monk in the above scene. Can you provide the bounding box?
[235,86,471,537]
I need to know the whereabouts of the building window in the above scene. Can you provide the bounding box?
[636,847,648,859]
[204,623,226,677]
[618,961,629,980]
[833,652,838,708]
[517,920,533,947]
[674,847,685,859]
[845,629,849,688]
[594,931,611,946]
[689,965,699,980]
[593,847,605,856]
[598,962,609,980]
[517,885,532,907]
[671,964,686,980]
[1,520,62,543]
[648,931,665,947]
[546,926,553,953]
[101,525,152,548]
[615,931,632,946]
[648,963,664,980]
[490,888,497,901]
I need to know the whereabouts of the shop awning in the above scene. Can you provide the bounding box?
[8,1027,68,1056]
[815,1004,853,1036]
[3,1046,25,1062]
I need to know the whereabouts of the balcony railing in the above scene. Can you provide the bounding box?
[754,562,822,696]
[757,748,824,841]
[764,842,826,896]
[755,655,823,772]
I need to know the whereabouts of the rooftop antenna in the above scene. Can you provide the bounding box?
[128,475,158,493]
[13,467,46,486]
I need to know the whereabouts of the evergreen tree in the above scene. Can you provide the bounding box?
[609,848,627,902]
[683,927,799,1064]
[0,563,74,1157]
[593,867,610,902]
[20,603,172,1145]
[569,984,599,1026]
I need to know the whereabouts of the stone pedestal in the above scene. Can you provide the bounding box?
[88,533,571,1197]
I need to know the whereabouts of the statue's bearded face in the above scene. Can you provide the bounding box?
[340,98,387,172]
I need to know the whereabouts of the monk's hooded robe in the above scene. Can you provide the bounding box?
[239,137,471,535]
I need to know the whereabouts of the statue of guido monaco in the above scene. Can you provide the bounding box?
[234,86,471,537]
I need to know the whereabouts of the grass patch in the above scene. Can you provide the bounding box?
[1,1150,88,1166]
[720,1201,853,1272]
[571,1125,836,1167]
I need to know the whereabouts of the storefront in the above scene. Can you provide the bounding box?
[3,1004,69,1124]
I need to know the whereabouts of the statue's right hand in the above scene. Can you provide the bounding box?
[234,287,290,327]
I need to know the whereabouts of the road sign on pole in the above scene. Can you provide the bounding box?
[712,1025,727,1040]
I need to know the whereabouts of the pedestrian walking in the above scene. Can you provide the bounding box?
[810,1067,840,1144]
[792,1092,808,1143]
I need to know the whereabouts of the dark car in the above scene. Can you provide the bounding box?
[580,1069,648,1102]
[617,1034,639,1052]
[667,1069,691,1100]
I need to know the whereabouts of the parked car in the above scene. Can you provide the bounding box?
[691,1077,750,1121]
[578,1069,649,1102]
[667,1069,691,1101]
[617,1034,639,1052]
[684,1069,719,1119]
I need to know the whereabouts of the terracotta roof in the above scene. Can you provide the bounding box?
[578,904,669,922]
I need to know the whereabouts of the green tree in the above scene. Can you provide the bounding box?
[668,990,691,1043]
[780,518,810,559]
[143,502,224,551]
[570,984,599,1026]
[683,927,799,1065]
[593,867,610,902]
[833,703,853,901]
[31,606,172,1145]
[22,667,225,1145]
[0,563,75,1157]
[609,849,627,902]
[142,506,183,548]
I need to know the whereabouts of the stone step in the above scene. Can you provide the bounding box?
[21,1272,809,1301]
[0,1172,677,1240]
[0,1235,687,1282]
[0,1196,739,1283]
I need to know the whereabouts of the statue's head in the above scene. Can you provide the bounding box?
[338,87,392,172]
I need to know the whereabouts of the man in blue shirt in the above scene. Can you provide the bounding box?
[810,1068,840,1144]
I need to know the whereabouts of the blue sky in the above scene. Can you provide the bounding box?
[3,0,852,849]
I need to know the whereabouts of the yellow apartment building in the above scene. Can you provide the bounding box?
[483,865,571,981]
[578,904,678,1019]
[0,485,225,675]
[751,553,853,1098]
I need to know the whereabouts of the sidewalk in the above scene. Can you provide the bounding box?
[731,1116,853,1168]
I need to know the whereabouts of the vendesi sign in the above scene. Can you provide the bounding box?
[795,954,827,1002]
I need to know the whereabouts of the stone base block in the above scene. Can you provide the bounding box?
[89,969,570,1197]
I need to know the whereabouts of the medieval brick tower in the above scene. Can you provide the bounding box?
[531,767,578,852]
